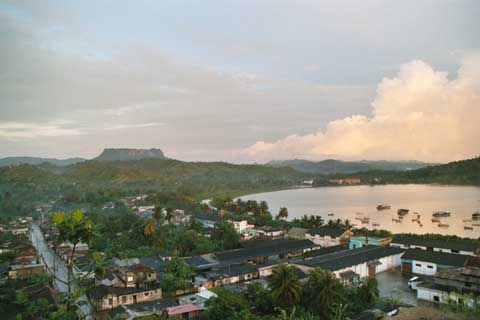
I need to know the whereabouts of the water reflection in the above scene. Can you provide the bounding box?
[241,184,480,238]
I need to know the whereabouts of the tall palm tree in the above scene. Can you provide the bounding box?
[269,264,302,308]
[165,208,174,222]
[302,267,344,318]
[152,205,164,225]
[143,218,157,236]
[344,219,352,230]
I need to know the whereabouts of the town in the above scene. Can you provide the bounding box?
[1,194,479,320]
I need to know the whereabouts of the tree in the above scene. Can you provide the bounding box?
[356,277,379,309]
[50,209,94,317]
[152,205,164,225]
[269,264,302,308]
[143,218,157,236]
[212,221,240,250]
[277,207,289,220]
[302,268,344,319]
[165,208,174,222]
[160,256,195,292]
[202,288,250,320]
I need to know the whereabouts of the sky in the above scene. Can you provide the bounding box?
[0,0,479,163]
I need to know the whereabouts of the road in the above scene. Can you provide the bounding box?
[30,222,94,319]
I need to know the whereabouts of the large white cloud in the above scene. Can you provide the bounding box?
[243,55,480,163]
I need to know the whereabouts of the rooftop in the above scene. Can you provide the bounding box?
[392,234,480,253]
[299,246,404,271]
[307,227,347,237]
[167,303,200,316]
[401,249,469,267]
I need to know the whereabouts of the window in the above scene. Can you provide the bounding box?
[427,265,434,269]
[465,283,472,287]
[108,298,113,306]
[433,296,440,302]
[452,249,459,253]
[121,296,127,303]
[145,292,149,296]
[415,264,421,267]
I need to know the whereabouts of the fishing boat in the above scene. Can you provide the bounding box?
[463,219,473,223]
[418,223,423,227]
[328,213,335,216]
[376,204,391,210]
[397,209,409,216]
[433,211,451,218]
[464,226,474,230]
[355,217,363,221]
[355,212,364,216]
[472,224,480,227]
[438,223,450,228]
[472,212,480,220]
[392,218,401,223]
[372,223,380,227]
[431,218,440,223]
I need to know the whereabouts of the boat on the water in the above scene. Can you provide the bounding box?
[376,204,391,210]
[397,209,409,216]
[438,223,449,228]
[355,212,364,216]
[431,218,441,223]
[472,224,480,227]
[372,223,380,227]
[472,212,480,220]
[463,219,473,222]
[328,213,334,216]
[392,218,401,223]
[464,226,474,230]
[433,211,451,218]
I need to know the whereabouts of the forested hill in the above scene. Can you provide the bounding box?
[337,157,480,185]
[0,158,312,218]
[269,159,435,174]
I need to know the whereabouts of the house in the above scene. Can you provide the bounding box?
[194,213,223,228]
[256,260,287,278]
[390,234,480,256]
[416,256,480,308]
[8,263,45,279]
[203,263,259,287]
[166,303,201,319]
[228,220,253,233]
[117,298,178,318]
[306,227,353,247]
[329,178,361,185]
[178,287,217,310]
[400,249,469,275]
[90,284,162,310]
[256,226,284,238]
[294,246,405,284]
[114,264,158,288]
[349,236,392,249]
[173,210,192,224]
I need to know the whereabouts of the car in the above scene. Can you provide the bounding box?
[408,276,423,290]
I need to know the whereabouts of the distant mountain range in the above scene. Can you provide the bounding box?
[268,159,437,174]
[0,148,167,167]
[0,156,85,167]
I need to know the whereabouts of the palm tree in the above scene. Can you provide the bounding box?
[331,303,351,320]
[344,219,352,230]
[277,207,289,220]
[152,205,164,225]
[143,218,157,236]
[269,264,302,308]
[302,267,344,318]
[165,208,174,222]
[357,277,379,308]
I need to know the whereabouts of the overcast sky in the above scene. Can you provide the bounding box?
[1,0,479,163]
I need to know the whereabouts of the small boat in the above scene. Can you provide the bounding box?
[328,213,335,216]
[463,219,473,223]
[438,223,450,228]
[372,223,380,227]
[411,218,419,222]
[464,226,474,230]
[431,218,440,223]
[433,211,451,218]
[361,220,369,224]
[418,223,423,227]
[472,224,480,227]
[355,217,363,221]
[355,212,364,216]
[472,212,480,220]
[397,209,409,216]
[392,218,401,223]
[376,204,391,210]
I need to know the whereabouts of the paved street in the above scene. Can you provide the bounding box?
[377,268,417,306]
[30,223,94,319]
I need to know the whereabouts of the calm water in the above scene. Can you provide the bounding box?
[240,184,480,239]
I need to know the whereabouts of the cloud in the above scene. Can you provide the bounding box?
[104,122,166,130]
[243,55,480,163]
[0,121,83,140]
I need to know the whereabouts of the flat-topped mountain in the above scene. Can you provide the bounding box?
[94,148,166,162]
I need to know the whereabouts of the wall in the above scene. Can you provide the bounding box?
[98,288,161,310]
[411,260,437,275]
